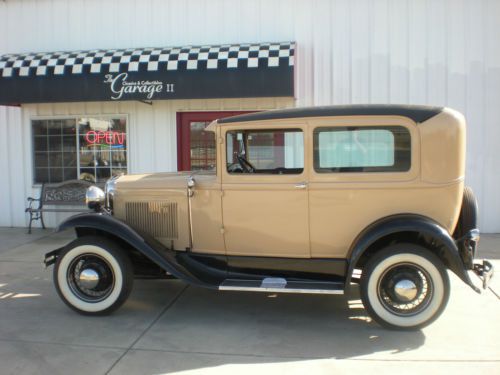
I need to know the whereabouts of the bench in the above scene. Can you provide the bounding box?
[25,179,94,234]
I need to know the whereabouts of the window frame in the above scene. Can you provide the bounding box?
[30,114,130,186]
[307,117,419,185]
[313,125,412,174]
[221,122,308,183]
[225,128,305,175]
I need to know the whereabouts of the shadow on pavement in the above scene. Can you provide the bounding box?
[0,228,429,375]
[115,283,426,374]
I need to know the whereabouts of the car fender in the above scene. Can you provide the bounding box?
[53,212,210,287]
[346,214,478,292]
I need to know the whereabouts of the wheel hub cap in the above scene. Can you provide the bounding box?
[78,268,100,289]
[393,279,418,302]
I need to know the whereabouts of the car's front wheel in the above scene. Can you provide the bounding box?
[54,236,133,315]
[360,244,450,330]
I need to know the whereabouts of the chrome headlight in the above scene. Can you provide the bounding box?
[85,186,105,210]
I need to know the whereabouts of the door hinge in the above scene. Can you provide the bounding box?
[220,226,225,234]
[218,137,224,144]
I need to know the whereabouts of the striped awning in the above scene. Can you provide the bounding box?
[0,42,294,105]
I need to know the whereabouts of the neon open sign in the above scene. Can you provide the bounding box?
[85,131,126,146]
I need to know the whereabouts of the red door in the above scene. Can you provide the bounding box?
[177,111,255,171]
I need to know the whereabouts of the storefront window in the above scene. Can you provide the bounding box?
[32,117,127,184]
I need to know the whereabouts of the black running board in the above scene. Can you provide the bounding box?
[219,277,344,294]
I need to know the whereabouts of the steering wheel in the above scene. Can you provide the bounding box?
[237,155,256,173]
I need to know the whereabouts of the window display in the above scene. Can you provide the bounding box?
[32,117,127,184]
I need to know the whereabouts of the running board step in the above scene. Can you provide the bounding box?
[219,277,344,295]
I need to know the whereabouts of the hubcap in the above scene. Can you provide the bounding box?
[78,268,100,289]
[67,253,115,303]
[377,263,433,316]
[393,279,418,302]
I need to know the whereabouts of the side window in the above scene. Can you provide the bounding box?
[226,129,304,174]
[313,126,411,173]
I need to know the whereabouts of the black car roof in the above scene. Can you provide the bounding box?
[217,104,443,124]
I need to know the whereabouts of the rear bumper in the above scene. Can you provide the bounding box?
[456,228,494,292]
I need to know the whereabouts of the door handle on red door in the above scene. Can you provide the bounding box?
[295,182,308,189]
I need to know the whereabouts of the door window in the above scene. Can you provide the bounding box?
[226,129,304,174]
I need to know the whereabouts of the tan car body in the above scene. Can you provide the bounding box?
[112,107,466,260]
[48,104,494,328]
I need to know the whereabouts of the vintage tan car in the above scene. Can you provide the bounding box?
[44,105,493,330]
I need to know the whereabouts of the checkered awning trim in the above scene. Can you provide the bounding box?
[0,42,294,77]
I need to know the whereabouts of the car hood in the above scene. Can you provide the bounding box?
[114,171,215,190]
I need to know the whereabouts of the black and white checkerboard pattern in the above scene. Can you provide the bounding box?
[0,42,294,78]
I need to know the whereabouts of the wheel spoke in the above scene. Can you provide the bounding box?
[377,263,434,316]
[67,253,115,303]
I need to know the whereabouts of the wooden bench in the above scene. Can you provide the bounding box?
[25,179,94,234]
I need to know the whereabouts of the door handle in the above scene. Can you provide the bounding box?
[294,182,308,189]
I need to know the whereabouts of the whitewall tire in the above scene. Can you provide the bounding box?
[54,236,133,315]
[360,244,450,330]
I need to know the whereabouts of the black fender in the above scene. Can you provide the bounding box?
[346,214,479,292]
[53,212,214,288]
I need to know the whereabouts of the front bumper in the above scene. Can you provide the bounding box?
[44,247,63,268]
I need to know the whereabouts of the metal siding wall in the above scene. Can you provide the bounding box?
[0,0,498,232]
[482,0,500,233]
[0,107,13,226]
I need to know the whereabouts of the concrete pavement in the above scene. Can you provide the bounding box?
[0,228,498,375]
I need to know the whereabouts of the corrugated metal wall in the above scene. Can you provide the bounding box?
[0,0,499,232]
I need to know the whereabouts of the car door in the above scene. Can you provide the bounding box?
[220,122,310,258]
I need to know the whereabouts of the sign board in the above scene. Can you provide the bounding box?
[0,43,295,105]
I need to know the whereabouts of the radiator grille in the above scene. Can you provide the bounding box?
[125,201,178,239]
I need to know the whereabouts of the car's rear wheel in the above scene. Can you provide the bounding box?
[360,244,450,330]
[54,236,133,315]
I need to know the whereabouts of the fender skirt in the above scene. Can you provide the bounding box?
[346,214,480,293]
[49,212,217,288]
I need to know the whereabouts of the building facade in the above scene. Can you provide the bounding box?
[0,0,499,232]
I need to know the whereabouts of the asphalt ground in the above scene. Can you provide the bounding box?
[0,228,498,375]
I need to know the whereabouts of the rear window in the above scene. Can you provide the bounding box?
[313,126,411,173]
